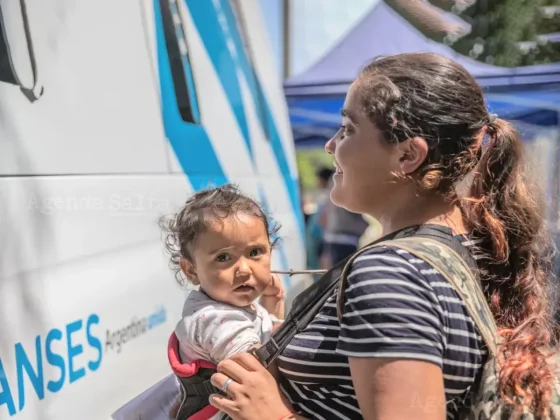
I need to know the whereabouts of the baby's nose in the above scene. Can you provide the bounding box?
[236,258,251,275]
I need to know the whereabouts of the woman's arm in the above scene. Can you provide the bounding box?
[350,358,446,420]
[337,246,449,420]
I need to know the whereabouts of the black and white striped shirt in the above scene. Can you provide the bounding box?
[278,239,487,419]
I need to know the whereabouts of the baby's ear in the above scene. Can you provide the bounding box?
[180,258,199,285]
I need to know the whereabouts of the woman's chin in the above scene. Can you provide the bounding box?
[330,184,346,208]
[330,183,364,214]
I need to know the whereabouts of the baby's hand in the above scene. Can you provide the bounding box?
[262,274,284,299]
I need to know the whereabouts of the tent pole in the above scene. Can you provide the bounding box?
[282,0,291,79]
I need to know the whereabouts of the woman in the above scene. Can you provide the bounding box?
[207,53,557,419]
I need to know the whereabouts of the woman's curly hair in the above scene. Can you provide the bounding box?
[159,183,280,286]
[357,53,558,418]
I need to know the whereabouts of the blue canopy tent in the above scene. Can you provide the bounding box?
[285,1,560,148]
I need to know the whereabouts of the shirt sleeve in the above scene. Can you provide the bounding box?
[192,307,261,364]
[336,245,446,367]
[175,304,261,363]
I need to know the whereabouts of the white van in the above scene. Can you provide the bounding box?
[0,0,305,418]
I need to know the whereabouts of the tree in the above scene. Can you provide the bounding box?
[386,0,560,67]
[385,0,472,43]
[449,0,560,66]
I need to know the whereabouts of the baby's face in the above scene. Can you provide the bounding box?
[183,214,272,307]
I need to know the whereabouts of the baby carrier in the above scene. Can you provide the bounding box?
[167,332,220,420]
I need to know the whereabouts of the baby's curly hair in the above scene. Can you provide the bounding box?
[159,184,279,286]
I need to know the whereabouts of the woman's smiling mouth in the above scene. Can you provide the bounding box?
[333,160,343,174]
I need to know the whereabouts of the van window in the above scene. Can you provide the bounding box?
[0,0,42,101]
[158,0,200,124]
[0,26,17,85]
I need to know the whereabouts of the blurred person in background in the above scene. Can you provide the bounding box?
[321,174,369,265]
[305,168,333,270]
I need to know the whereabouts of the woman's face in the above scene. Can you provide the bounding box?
[325,80,402,216]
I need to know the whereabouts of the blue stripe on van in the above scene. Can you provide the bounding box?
[215,1,267,134]
[258,186,291,287]
[208,0,304,239]
[184,0,253,159]
[156,0,290,281]
[154,0,227,189]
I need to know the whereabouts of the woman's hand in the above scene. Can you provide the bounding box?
[209,353,294,420]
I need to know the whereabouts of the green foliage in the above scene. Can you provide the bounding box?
[449,0,560,66]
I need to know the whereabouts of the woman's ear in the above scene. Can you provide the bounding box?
[180,258,199,285]
[398,137,428,175]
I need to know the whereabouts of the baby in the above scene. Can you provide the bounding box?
[161,183,284,369]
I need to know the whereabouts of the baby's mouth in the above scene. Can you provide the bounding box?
[234,284,255,292]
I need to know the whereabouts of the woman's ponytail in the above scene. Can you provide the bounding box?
[463,118,556,417]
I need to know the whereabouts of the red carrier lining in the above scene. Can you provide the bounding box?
[168,332,217,376]
[168,332,219,420]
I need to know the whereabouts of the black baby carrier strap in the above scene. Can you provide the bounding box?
[252,223,474,368]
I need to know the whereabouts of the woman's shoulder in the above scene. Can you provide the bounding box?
[347,242,467,293]
[343,242,483,340]
[338,242,486,370]
[346,243,439,291]
[344,240,486,341]
[343,244,444,312]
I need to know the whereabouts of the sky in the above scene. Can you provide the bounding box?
[258,0,379,78]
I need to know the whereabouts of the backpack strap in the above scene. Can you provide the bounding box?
[337,236,499,356]
[335,240,390,324]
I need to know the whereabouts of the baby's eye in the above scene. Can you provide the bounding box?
[249,248,265,258]
[215,254,231,262]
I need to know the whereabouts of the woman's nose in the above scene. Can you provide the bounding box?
[325,135,335,154]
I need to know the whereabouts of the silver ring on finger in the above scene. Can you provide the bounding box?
[221,378,233,393]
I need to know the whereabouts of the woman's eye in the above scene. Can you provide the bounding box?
[215,254,231,262]
[339,124,351,138]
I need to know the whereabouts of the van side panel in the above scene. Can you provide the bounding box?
[0,1,304,419]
